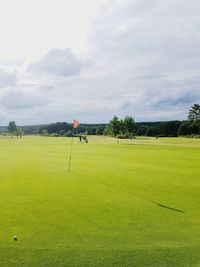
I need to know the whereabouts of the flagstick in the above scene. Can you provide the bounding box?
[68,127,75,172]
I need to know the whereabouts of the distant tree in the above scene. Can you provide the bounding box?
[104,116,137,138]
[145,126,159,136]
[88,127,96,135]
[42,129,48,136]
[162,121,182,137]
[178,121,191,136]
[46,122,69,134]
[136,126,148,136]
[177,104,200,136]
[103,125,112,135]
[188,104,200,122]
[123,116,137,136]
[96,126,103,135]
[15,128,23,138]
[109,116,122,136]
[59,130,66,136]
[65,129,73,137]
[8,121,17,136]
[178,121,200,136]
[76,125,85,134]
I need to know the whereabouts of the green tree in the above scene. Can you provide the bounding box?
[88,127,96,135]
[162,121,181,137]
[15,128,23,138]
[123,116,137,136]
[178,104,200,136]
[42,129,48,136]
[65,129,73,137]
[109,116,122,136]
[103,125,111,135]
[145,126,159,136]
[96,126,103,135]
[136,126,148,136]
[8,121,17,136]
[188,104,200,122]
[178,121,200,136]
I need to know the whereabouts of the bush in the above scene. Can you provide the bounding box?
[116,134,128,139]
[50,133,60,137]
[65,130,73,137]
[116,133,135,139]
[42,129,48,136]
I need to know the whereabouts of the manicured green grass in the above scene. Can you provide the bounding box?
[0,136,200,266]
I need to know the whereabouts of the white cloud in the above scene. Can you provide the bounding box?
[28,49,84,77]
[86,0,200,120]
[0,0,200,124]
[0,0,106,60]
[0,69,17,87]
[0,87,48,109]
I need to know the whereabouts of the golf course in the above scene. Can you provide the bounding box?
[0,135,200,266]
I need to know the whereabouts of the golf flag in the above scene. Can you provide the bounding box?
[68,119,79,172]
[73,119,80,129]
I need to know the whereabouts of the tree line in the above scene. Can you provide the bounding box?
[137,104,200,137]
[100,104,200,138]
[2,103,200,138]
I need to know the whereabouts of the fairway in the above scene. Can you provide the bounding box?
[0,136,200,266]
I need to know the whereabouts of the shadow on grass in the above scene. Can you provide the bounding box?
[95,180,185,214]
[152,201,184,213]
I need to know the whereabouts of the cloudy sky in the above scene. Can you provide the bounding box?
[0,0,200,125]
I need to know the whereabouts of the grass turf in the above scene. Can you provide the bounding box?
[0,136,200,266]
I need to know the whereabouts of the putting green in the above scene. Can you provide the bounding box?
[0,136,200,266]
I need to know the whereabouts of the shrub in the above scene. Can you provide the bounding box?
[50,133,60,137]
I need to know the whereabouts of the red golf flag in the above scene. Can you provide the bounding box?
[73,119,80,129]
